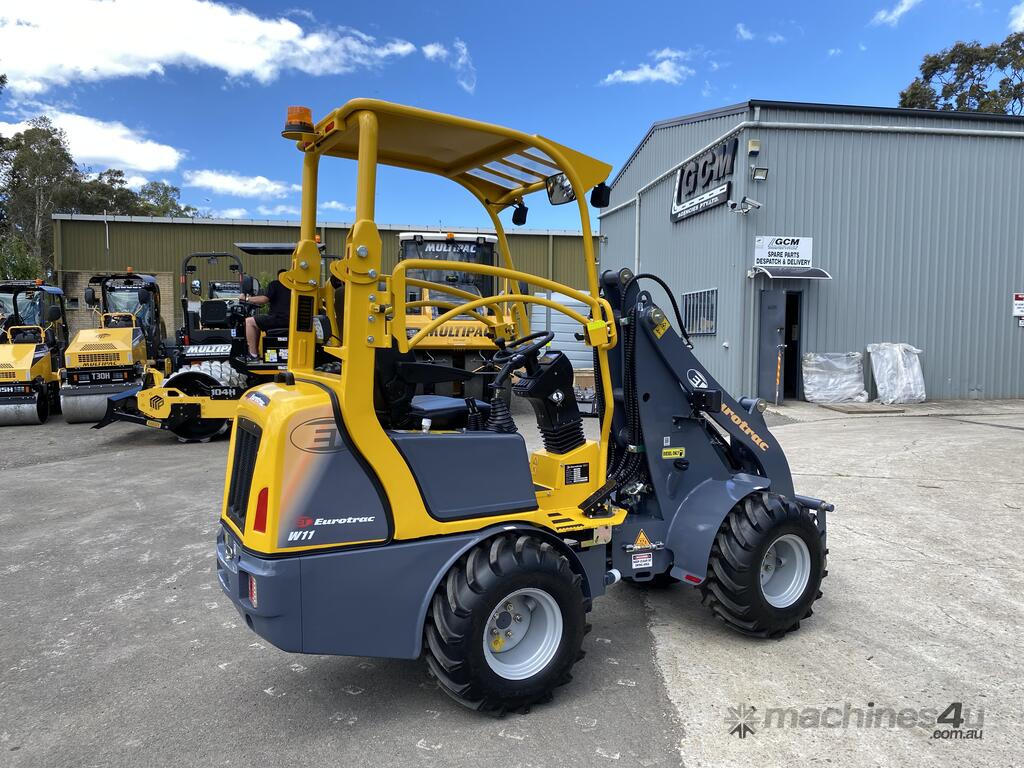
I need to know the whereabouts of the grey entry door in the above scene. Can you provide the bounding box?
[757,289,787,402]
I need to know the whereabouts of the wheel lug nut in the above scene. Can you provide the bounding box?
[491,628,499,636]
[513,614,522,622]
[505,602,513,611]
[493,613,499,620]
[505,630,513,638]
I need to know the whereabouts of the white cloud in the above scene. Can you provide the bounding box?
[736,23,754,41]
[211,207,249,219]
[650,47,692,61]
[859,42,868,51]
[828,48,843,57]
[0,0,417,95]
[767,33,786,44]
[701,80,713,98]
[452,39,476,94]
[709,60,721,72]
[183,170,300,199]
[1011,2,1024,31]
[871,0,923,26]
[256,204,300,217]
[125,175,148,189]
[420,39,475,92]
[422,43,449,61]
[319,200,354,213]
[0,109,183,172]
[601,51,695,86]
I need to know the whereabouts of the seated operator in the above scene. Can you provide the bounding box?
[240,268,290,361]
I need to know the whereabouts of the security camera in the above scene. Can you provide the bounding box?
[740,196,762,209]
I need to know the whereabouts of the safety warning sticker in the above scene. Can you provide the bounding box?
[634,529,652,549]
[631,552,653,570]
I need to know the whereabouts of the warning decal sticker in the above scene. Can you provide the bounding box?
[634,529,652,550]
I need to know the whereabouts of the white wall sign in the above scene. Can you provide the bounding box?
[1013,293,1024,317]
[754,236,813,269]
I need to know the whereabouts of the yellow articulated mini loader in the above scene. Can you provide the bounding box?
[215,101,832,714]
[0,280,69,425]
[60,272,166,423]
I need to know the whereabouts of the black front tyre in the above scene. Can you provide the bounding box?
[424,534,589,714]
[700,492,825,638]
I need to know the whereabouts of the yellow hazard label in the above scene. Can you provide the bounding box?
[146,420,162,428]
[634,529,652,549]
[652,318,671,339]
[661,447,687,459]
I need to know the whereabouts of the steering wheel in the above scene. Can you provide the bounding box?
[492,330,554,385]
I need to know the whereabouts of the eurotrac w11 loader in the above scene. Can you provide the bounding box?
[215,100,831,714]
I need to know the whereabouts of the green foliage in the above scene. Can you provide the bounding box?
[136,180,199,217]
[0,234,42,280]
[900,32,1024,115]
[0,117,79,271]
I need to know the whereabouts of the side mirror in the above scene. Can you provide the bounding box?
[229,263,240,272]
[590,182,611,208]
[46,305,62,322]
[137,289,151,305]
[84,287,98,306]
[190,279,202,296]
[241,276,255,294]
[545,173,576,205]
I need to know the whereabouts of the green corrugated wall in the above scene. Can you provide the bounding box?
[53,217,596,290]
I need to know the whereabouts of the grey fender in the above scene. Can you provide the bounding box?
[406,523,605,658]
[667,474,770,584]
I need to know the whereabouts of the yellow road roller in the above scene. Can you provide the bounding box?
[60,272,166,423]
[0,280,69,426]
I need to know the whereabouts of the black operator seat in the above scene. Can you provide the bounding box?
[373,342,490,429]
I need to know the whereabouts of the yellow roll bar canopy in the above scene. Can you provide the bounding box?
[286,99,611,213]
[280,100,617,481]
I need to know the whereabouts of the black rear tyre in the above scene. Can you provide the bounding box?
[700,492,825,638]
[424,534,589,714]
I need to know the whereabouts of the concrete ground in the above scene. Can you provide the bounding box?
[1,400,1021,767]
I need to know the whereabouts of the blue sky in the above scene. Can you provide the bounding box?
[2,0,1022,231]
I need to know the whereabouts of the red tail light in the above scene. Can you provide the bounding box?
[248,573,258,608]
[252,487,269,533]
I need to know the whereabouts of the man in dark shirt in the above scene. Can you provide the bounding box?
[241,268,290,360]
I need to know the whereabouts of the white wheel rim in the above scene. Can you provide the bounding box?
[482,588,563,680]
[760,533,811,609]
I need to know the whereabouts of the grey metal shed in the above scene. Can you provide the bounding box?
[599,100,1024,401]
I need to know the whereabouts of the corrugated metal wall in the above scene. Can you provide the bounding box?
[54,217,595,337]
[54,218,592,285]
[602,101,1024,399]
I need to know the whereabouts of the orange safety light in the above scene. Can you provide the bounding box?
[446,232,455,240]
[284,106,314,133]
[126,266,134,273]
[34,278,44,285]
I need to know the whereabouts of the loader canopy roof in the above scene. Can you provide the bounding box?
[299,99,612,208]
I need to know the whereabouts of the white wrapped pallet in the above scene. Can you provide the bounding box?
[866,343,926,404]
[801,352,869,403]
